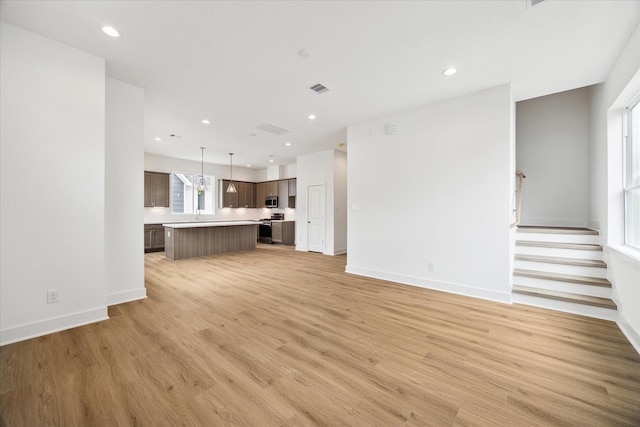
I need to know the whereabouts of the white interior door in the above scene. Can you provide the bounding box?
[307,184,325,253]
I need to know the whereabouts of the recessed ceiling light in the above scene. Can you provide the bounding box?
[246,164,251,168]
[285,142,292,146]
[102,26,120,38]
[269,159,274,163]
[442,68,457,76]
[308,114,316,120]
[201,119,210,124]
[154,137,162,141]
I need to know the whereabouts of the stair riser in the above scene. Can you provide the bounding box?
[515,245,603,260]
[511,293,617,322]
[513,260,607,279]
[512,276,612,298]
[516,233,600,245]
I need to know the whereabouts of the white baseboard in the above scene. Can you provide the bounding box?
[345,265,511,304]
[326,247,347,256]
[106,288,147,306]
[0,306,109,346]
[618,314,640,356]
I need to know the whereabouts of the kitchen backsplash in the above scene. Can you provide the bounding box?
[144,207,296,224]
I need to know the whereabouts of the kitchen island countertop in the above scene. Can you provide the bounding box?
[162,220,258,229]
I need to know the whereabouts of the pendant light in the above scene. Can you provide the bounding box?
[197,147,207,192]
[227,153,237,193]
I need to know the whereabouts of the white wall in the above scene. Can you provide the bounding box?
[105,78,146,306]
[589,23,640,353]
[0,23,108,344]
[296,149,347,255]
[333,151,348,255]
[144,152,295,223]
[346,84,514,303]
[516,87,591,227]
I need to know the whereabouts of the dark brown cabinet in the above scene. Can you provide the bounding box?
[144,171,170,207]
[144,224,165,252]
[222,181,255,208]
[220,178,296,209]
[222,180,239,208]
[239,182,255,208]
[271,221,295,245]
[265,181,278,197]
[256,183,265,208]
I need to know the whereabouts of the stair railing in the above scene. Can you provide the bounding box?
[512,170,526,227]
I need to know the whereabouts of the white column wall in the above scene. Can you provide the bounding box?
[105,78,146,306]
[296,150,338,254]
[346,84,514,302]
[0,23,108,344]
[333,151,348,255]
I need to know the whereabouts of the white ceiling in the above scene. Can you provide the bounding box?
[1,0,639,168]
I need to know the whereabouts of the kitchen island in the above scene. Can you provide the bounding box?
[162,221,259,260]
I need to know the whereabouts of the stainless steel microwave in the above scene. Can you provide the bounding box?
[265,196,278,208]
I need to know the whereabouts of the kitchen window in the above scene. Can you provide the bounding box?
[625,95,640,249]
[171,173,215,215]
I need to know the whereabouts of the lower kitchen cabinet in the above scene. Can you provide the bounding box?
[144,224,165,252]
[271,221,295,245]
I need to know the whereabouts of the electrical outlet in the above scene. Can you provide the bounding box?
[428,262,436,272]
[47,290,59,304]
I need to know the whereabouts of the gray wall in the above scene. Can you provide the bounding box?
[516,86,591,227]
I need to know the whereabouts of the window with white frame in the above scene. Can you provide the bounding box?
[171,173,215,215]
[625,96,640,249]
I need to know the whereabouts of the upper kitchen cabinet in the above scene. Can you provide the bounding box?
[265,181,278,197]
[222,181,255,208]
[277,180,289,208]
[288,178,296,208]
[144,171,170,207]
[256,182,266,208]
[221,180,239,208]
[288,179,296,196]
[238,182,255,208]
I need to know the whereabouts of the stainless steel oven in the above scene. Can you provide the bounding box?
[258,213,284,243]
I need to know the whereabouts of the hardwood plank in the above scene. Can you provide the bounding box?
[1,245,639,426]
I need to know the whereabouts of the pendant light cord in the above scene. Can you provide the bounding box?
[226,153,237,193]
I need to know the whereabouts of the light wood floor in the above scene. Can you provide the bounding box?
[1,244,639,426]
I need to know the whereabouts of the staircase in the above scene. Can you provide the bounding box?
[511,226,617,321]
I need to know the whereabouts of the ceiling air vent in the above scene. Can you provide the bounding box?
[309,83,330,94]
[256,122,290,135]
